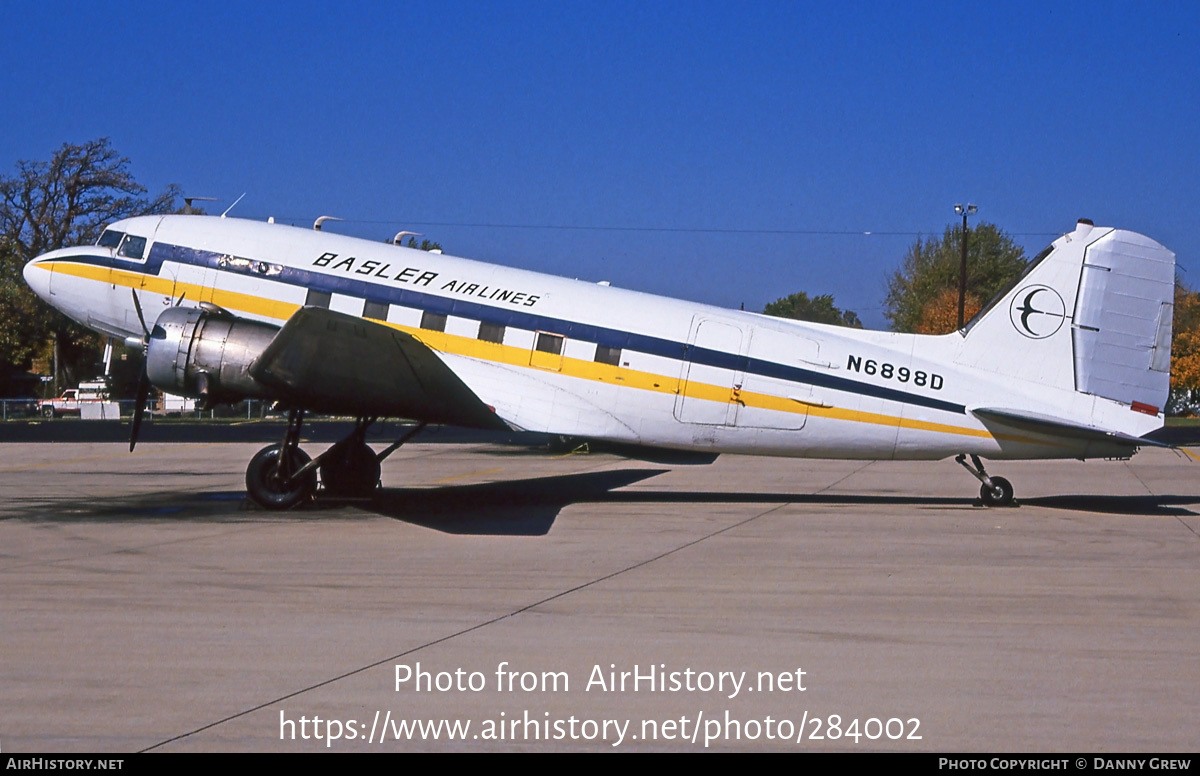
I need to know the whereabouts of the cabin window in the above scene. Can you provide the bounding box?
[420,311,447,332]
[478,322,505,344]
[305,289,331,308]
[117,234,147,260]
[535,332,564,355]
[98,230,124,248]
[363,300,389,321]
[595,345,622,366]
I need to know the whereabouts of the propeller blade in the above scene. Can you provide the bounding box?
[131,289,149,338]
[129,371,150,452]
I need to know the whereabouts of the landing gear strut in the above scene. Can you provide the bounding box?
[245,409,318,509]
[243,412,427,509]
[956,453,1015,507]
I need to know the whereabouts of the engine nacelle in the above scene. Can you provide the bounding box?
[146,306,279,404]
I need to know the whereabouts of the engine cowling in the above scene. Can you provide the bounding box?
[145,306,279,404]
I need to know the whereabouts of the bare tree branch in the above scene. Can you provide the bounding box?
[0,138,181,373]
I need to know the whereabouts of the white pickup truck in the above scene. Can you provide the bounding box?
[39,381,110,418]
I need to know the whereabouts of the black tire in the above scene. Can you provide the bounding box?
[41,406,55,419]
[320,441,381,497]
[245,444,316,510]
[979,476,1015,506]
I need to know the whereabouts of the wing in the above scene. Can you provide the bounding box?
[249,306,508,429]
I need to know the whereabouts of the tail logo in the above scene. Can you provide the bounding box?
[1009,285,1066,339]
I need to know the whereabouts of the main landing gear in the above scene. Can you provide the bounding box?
[244,410,426,509]
[956,453,1015,507]
[320,417,382,497]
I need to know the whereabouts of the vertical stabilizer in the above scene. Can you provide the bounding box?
[958,221,1175,416]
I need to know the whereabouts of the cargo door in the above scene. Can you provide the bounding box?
[673,317,745,425]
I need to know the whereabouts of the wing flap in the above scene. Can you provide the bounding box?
[250,307,507,429]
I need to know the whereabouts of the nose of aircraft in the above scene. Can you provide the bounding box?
[23,254,53,303]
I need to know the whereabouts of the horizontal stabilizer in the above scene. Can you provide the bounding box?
[971,407,1171,449]
[251,307,508,430]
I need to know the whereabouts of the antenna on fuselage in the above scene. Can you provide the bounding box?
[221,193,247,218]
[314,215,343,231]
[392,230,422,245]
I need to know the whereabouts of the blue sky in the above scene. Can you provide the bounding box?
[3,1,1196,327]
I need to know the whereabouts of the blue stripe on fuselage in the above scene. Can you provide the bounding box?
[53,243,967,416]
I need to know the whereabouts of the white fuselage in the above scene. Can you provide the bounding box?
[24,215,1158,462]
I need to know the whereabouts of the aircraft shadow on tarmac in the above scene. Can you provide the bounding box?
[17,469,1199,532]
[361,484,1200,532]
[320,467,1200,531]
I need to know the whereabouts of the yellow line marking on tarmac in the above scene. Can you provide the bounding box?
[551,444,595,460]
[432,467,504,484]
[1180,447,1200,462]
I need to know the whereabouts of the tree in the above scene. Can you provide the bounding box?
[1170,280,1200,414]
[913,287,982,335]
[0,233,56,370]
[885,222,1027,333]
[0,139,179,385]
[762,292,862,328]
[406,236,442,252]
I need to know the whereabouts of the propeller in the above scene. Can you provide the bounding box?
[129,290,151,452]
[129,289,192,450]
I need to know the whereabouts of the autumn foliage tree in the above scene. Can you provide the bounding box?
[913,288,982,335]
[0,139,179,386]
[1170,281,1200,413]
[886,223,1027,333]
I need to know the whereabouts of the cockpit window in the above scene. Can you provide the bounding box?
[98,230,124,249]
[117,234,147,260]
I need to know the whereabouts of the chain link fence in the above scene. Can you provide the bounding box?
[0,399,279,422]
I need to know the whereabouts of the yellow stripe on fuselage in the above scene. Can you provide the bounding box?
[49,261,304,322]
[45,260,1041,445]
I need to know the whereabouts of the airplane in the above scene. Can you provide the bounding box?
[22,214,1176,510]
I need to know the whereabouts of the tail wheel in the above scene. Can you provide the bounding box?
[320,441,381,497]
[979,476,1015,507]
[245,444,316,509]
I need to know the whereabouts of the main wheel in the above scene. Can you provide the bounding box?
[245,444,317,509]
[320,441,381,497]
[42,406,55,419]
[979,476,1015,506]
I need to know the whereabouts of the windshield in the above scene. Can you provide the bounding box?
[117,234,147,260]
[97,229,124,248]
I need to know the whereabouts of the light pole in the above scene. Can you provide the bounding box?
[954,203,978,329]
